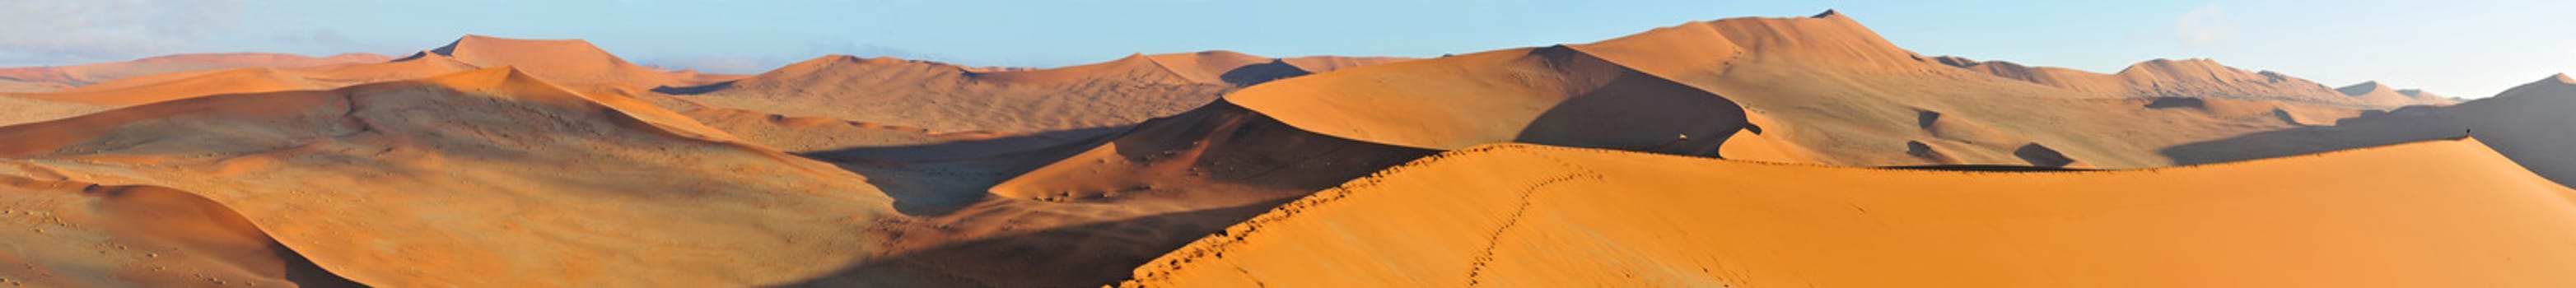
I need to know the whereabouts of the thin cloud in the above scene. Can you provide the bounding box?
[0,0,246,66]
[2173,2,2233,46]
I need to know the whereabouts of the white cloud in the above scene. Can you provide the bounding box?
[0,0,246,65]
[2173,2,2233,46]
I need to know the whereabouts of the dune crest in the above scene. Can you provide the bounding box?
[1122,138,2576,287]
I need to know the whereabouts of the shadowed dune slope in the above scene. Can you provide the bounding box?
[781,99,1435,287]
[0,67,917,286]
[1121,138,2576,287]
[0,177,361,287]
[0,53,391,87]
[2168,73,2576,188]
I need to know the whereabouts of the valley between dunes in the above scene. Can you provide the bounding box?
[2,11,2573,287]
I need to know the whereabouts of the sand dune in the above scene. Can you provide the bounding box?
[1224,12,2360,168]
[2169,73,2576,187]
[422,35,707,89]
[2336,81,2458,106]
[1121,138,2576,287]
[0,53,390,88]
[671,53,1275,132]
[0,67,917,286]
[0,67,1405,287]
[0,177,359,287]
[2,11,2564,288]
[1225,45,1757,156]
[1934,56,2452,108]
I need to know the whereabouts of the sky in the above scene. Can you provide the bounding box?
[2,0,2569,98]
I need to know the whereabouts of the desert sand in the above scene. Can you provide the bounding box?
[0,10,2570,288]
[1121,138,2576,287]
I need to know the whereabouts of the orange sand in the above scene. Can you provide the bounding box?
[1122,138,2576,287]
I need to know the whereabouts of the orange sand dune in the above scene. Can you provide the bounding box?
[1225,45,1758,156]
[422,35,706,89]
[2170,73,2576,187]
[0,67,1400,287]
[1141,51,1412,86]
[0,53,390,87]
[1934,56,2452,108]
[1122,138,2576,287]
[1226,12,2361,168]
[671,54,1235,132]
[0,67,912,286]
[0,177,360,287]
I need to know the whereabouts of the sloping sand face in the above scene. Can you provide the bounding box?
[1120,138,2576,287]
[0,68,909,286]
[0,177,360,287]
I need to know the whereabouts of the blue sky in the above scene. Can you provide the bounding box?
[3,0,2569,97]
